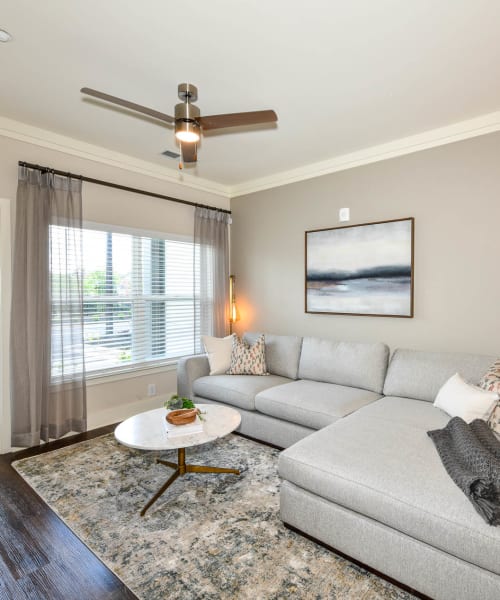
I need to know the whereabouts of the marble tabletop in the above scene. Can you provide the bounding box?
[114,404,241,451]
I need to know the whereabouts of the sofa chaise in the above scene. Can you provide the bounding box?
[177,334,500,600]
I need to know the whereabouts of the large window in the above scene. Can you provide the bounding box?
[50,223,200,379]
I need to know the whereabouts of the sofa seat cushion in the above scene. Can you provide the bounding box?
[192,374,291,411]
[352,395,457,428]
[255,380,381,430]
[278,397,500,574]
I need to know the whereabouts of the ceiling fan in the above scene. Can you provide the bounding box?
[80,83,278,167]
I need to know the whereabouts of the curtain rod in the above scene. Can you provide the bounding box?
[18,161,231,215]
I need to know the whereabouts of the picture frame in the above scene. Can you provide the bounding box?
[305,217,414,318]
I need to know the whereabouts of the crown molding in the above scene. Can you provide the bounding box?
[0,116,230,199]
[3,110,500,201]
[229,110,500,197]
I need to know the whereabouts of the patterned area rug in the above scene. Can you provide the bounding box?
[13,434,415,600]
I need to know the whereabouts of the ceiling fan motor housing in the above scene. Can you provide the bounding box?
[175,83,201,141]
[174,101,200,122]
[174,100,200,142]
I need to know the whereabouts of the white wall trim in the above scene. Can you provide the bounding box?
[87,394,172,430]
[0,116,230,199]
[85,362,177,387]
[229,110,500,197]
[0,198,12,453]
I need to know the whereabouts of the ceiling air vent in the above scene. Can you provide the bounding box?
[161,150,180,159]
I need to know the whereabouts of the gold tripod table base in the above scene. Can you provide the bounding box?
[140,447,240,516]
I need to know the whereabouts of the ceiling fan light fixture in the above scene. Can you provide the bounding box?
[175,120,200,143]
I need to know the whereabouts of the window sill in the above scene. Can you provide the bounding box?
[85,362,178,387]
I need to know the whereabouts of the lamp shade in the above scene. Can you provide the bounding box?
[230,301,240,323]
[229,275,240,325]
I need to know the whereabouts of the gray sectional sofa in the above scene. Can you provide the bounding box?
[177,333,500,600]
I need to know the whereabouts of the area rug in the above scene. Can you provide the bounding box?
[13,434,415,600]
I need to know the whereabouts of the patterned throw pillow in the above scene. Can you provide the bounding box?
[227,334,268,375]
[478,359,500,436]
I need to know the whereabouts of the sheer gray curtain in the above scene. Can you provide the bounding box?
[194,207,231,339]
[11,166,86,447]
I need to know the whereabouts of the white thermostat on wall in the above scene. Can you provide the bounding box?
[339,207,350,222]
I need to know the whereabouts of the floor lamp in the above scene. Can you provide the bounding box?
[229,275,240,334]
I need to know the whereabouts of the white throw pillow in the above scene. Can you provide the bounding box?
[433,373,498,423]
[201,335,234,375]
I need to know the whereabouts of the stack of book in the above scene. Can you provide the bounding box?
[164,414,204,438]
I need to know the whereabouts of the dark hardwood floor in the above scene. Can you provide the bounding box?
[0,426,138,600]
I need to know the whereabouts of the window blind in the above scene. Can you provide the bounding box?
[50,224,201,379]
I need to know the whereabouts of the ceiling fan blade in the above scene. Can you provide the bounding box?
[81,87,175,124]
[198,110,277,131]
[181,142,197,163]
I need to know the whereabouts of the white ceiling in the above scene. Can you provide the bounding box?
[1,1,500,191]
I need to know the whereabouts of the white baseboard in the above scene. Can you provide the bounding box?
[0,394,174,454]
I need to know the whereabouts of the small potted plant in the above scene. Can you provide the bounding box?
[164,394,202,425]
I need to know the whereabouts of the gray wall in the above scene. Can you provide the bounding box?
[230,131,500,356]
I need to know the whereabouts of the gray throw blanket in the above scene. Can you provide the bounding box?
[427,417,500,526]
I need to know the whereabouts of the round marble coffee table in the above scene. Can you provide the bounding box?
[115,404,241,516]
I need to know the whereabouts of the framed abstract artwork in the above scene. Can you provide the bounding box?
[305,217,414,317]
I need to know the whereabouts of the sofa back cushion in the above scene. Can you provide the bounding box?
[244,332,303,380]
[383,348,497,402]
[297,337,389,393]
